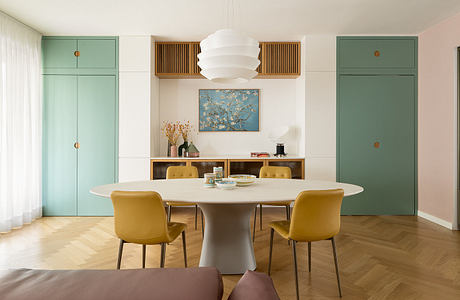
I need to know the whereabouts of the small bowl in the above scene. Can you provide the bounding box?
[215,180,237,190]
[228,174,256,186]
[203,183,216,188]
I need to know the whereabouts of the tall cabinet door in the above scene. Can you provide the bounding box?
[77,76,116,216]
[43,75,78,215]
[338,75,415,215]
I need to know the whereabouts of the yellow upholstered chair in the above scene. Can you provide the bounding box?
[253,166,292,241]
[111,191,187,269]
[166,166,204,235]
[268,189,344,299]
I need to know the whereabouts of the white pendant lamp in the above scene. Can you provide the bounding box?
[198,1,260,84]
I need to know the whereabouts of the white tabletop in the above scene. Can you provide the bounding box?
[90,179,363,204]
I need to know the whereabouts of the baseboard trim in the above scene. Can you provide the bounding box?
[417,210,453,230]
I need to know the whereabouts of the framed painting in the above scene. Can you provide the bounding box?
[199,89,260,132]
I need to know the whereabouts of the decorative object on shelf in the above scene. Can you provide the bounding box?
[250,152,270,157]
[198,29,260,84]
[199,89,259,132]
[204,173,216,187]
[268,126,290,157]
[213,167,224,182]
[186,141,200,158]
[178,121,192,157]
[228,174,256,186]
[161,121,181,157]
[275,143,287,157]
[216,180,237,190]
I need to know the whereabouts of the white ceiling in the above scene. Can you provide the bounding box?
[1,0,460,40]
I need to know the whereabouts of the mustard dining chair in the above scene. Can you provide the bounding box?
[111,191,187,269]
[166,166,204,236]
[268,189,345,299]
[253,166,292,242]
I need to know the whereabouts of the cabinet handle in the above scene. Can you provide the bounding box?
[74,51,80,57]
[374,142,380,148]
[374,50,380,57]
[74,142,80,149]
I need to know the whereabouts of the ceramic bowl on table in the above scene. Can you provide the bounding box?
[228,175,256,186]
[215,180,237,190]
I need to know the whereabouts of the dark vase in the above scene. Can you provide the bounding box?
[178,141,189,157]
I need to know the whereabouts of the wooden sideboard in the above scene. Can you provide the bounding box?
[150,157,305,180]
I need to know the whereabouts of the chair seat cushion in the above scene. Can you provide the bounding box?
[227,270,280,300]
[0,267,223,300]
[269,220,291,240]
[167,222,186,242]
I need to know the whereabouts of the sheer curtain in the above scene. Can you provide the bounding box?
[0,12,42,232]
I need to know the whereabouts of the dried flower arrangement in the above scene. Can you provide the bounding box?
[178,120,192,142]
[161,121,181,146]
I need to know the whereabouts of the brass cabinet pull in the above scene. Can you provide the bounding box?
[374,50,380,57]
[74,142,80,149]
[374,142,380,148]
[74,50,80,57]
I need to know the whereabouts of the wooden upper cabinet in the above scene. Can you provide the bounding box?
[155,41,300,78]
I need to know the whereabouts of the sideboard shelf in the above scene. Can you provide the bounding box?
[150,157,305,180]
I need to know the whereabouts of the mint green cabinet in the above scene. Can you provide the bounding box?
[42,36,118,216]
[77,76,116,215]
[78,40,116,69]
[42,40,77,68]
[338,38,416,69]
[43,75,78,215]
[338,75,415,214]
[337,37,417,215]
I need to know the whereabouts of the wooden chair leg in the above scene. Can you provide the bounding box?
[160,243,166,268]
[194,205,198,230]
[200,209,204,237]
[142,244,146,268]
[331,237,342,297]
[182,231,187,268]
[117,239,124,269]
[259,204,263,230]
[253,206,257,242]
[292,240,300,300]
[167,205,172,222]
[286,205,291,246]
[268,228,274,275]
[308,242,311,272]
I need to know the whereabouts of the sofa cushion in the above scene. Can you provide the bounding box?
[227,270,280,300]
[0,267,223,300]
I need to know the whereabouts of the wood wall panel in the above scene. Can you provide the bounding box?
[155,41,300,78]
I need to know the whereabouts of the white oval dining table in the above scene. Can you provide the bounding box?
[91,178,363,274]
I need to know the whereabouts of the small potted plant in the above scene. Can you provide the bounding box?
[161,121,180,157]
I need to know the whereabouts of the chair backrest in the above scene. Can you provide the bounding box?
[110,191,169,244]
[289,189,344,241]
[259,166,292,179]
[166,166,199,179]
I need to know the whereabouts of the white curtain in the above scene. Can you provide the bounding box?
[0,12,42,232]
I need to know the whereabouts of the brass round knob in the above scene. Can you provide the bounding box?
[74,142,80,149]
[374,142,380,148]
[74,50,80,57]
[374,50,380,57]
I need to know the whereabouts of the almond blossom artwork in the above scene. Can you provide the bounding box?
[199,89,259,131]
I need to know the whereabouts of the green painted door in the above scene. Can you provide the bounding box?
[77,76,116,216]
[43,75,77,215]
[77,40,116,69]
[42,39,77,68]
[338,75,415,215]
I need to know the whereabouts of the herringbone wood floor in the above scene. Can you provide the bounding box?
[1,208,459,299]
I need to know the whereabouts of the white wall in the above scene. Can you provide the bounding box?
[304,35,337,181]
[159,79,299,156]
[118,36,156,182]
